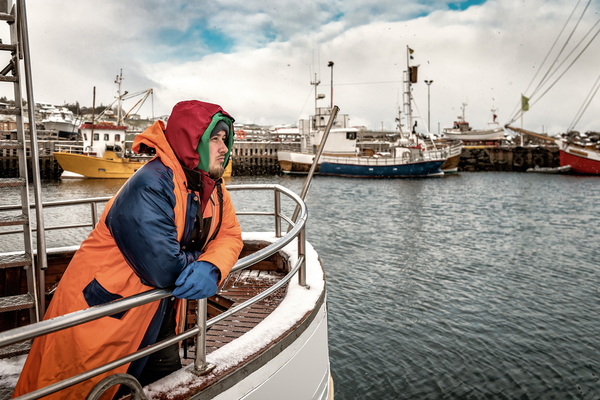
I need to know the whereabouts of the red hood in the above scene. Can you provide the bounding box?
[164,100,234,170]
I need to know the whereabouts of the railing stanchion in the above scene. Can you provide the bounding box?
[194,298,215,375]
[274,188,281,237]
[91,202,98,229]
[298,225,307,287]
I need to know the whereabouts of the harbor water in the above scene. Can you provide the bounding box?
[1,172,599,399]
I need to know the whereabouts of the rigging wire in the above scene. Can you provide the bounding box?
[529,0,592,99]
[507,20,600,125]
[568,71,600,131]
[507,0,582,122]
[528,25,600,110]
[297,86,316,124]
[534,18,600,94]
[507,0,593,124]
[524,0,582,96]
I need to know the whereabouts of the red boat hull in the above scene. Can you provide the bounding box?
[560,149,600,174]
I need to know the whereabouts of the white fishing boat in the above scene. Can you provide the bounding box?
[41,108,78,138]
[1,3,321,398]
[278,50,449,178]
[0,186,331,400]
[442,105,505,142]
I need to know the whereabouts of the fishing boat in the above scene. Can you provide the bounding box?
[0,187,329,400]
[442,105,505,142]
[503,0,599,174]
[53,74,232,179]
[53,121,146,178]
[277,108,357,175]
[505,126,600,175]
[553,139,599,174]
[277,50,449,178]
[437,139,463,174]
[1,5,324,397]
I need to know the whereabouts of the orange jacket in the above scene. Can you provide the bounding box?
[13,120,242,399]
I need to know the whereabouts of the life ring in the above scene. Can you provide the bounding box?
[236,129,246,140]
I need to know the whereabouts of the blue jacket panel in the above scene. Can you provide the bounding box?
[106,158,200,288]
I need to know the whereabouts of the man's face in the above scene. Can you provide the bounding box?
[208,130,228,179]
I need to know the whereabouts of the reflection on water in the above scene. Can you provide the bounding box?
[1,173,599,399]
[0,178,127,251]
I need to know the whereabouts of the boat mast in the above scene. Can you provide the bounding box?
[311,72,320,129]
[405,46,412,137]
[115,69,123,125]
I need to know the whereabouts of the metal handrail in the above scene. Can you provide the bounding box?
[0,198,109,235]
[0,183,308,400]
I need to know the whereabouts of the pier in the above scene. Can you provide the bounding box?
[459,144,559,172]
[0,138,562,179]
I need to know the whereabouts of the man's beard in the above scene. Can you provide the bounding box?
[209,165,225,180]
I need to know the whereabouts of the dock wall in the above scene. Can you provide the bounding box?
[230,142,282,176]
[459,145,559,172]
[0,141,561,179]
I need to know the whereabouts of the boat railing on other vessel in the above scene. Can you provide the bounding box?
[320,146,447,166]
[53,143,84,155]
[0,184,332,400]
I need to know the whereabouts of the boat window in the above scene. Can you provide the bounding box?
[83,133,87,141]
[115,134,120,142]
[93,133,99,141]
[104,134,109,141]
[346,132,356,140]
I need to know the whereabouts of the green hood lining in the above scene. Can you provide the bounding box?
[196,112,234,172]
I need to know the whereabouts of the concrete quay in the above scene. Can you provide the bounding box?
[0,139,561,179]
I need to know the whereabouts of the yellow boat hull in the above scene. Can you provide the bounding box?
[54,151,232,179]
[53,151,147,179]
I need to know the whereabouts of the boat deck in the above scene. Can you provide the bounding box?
[0,242,294,399]
[204,268,287,355]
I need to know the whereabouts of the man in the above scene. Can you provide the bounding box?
[13,100,243,399]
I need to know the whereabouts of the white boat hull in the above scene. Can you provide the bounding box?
[278,151,319,174]
[214,302,331,400]
[442,127,505,141]
[42,120,78,134]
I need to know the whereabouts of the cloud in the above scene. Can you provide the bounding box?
[3,0,599,135]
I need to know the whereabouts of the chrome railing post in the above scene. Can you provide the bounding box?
[91,202,98,229]
[298,225,307,287]
[274,188,281,238]
[194,298,214,375]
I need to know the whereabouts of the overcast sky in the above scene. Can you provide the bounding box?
[3,0,600,136]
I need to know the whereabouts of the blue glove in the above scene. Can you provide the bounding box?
[172,261,220,299]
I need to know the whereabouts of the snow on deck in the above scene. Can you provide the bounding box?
[144,234,324,399]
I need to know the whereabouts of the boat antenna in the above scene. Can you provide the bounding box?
[115,69,123,125]
[288,106,339,231]
[90,86,95,151]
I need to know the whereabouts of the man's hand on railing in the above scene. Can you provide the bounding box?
[172,261,220,299]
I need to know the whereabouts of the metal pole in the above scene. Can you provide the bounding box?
[90,86,95,150]
[91,202,98,229]
[298,226,307,287]
[19,0,47,320]
[424,80,433,133]
[288,106,339,230]
[274,189,281,238]
[328,61,334,109]
[194,298,215,375]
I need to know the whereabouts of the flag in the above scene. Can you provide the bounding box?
[521,95,529,112]
[409,47,414,59]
